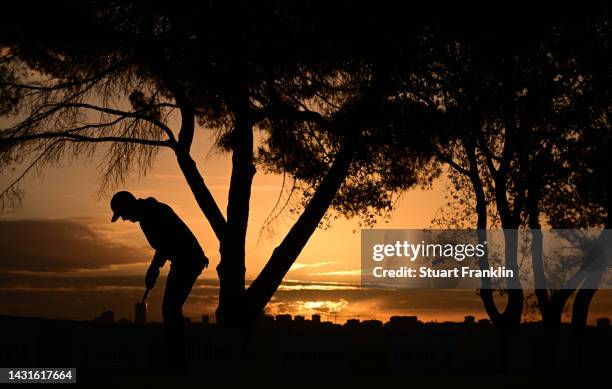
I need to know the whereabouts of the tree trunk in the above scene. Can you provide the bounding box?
[244,143,355,326]
[571,248,608,333]
[471,167,503,324]
[500,229,523,332]
[174,102,227,241]
[176,153,227,239]
[570,169,611,365]
[216,84,255,328]
[464,139,505,325]
[571,196,611,334]
[526,184,561,329]
[570,271,603,367]
[525,163,576,330]
[464,138,518,366]
[466,138,524,330]
[488,180,523,365]
[571,287,598,333]
[542,289,574,328]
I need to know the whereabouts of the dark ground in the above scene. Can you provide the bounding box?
[1,315,611,385]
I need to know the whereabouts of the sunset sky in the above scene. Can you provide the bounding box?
[1,124,611,324]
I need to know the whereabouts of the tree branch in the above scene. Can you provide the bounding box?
[252,105,330,127]
[435,146,469,175]
[0,131,173,148]
[62,102,177,145]
[175,151,228,240]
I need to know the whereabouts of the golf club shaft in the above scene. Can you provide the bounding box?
[136,288,150,322]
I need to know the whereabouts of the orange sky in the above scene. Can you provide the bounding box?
[1,123,611,324]
[0,126,449,279]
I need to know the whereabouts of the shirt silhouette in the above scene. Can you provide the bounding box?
[138,197,207,270]
[110,191,208,370]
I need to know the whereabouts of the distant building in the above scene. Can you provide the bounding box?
[94,310,114,323]
[321,321,341,329]
[361,320,383,330]
[201,314,209,324]
[184,317,192,325]
[387,316,418,330]
[312,314,321,323]
[596,317,610,328]
[294,315,305,322]
[134,302,146,324]
[464,315,475,325]
[478,318,491,327]
[257,314,274,327]
[345,318,360,327]
[275,314,292,324]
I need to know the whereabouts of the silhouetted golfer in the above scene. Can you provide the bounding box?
[110,191,208,369]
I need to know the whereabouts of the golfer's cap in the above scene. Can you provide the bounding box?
[110,191,136,222]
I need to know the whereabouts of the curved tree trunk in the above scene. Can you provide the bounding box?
[244,144,355,327]
[570,165,611,365]
[570,271,604,367]
[572,196,611,335]
[571,287,599,333]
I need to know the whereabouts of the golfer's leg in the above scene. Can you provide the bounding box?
[162,266,200,368]
[162,267,185,368]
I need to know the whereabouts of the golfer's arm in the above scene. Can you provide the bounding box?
[150,250,167,269]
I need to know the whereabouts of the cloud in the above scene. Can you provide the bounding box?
[0,219,149,272]
[1,270,610,324]
[265,299,349,316]
[278,280,359,290]
[309,269,362,277]
[289,260,338,271]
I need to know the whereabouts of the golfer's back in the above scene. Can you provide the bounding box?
[139,197,206,269]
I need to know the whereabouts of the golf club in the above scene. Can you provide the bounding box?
[135,288,150,323]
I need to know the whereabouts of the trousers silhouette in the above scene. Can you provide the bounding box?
[162,262,202,369]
